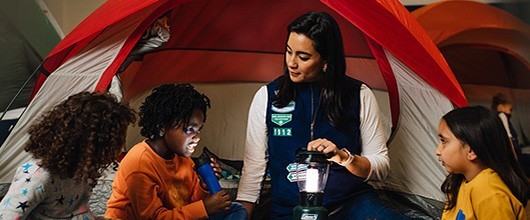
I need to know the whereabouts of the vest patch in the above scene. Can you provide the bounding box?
[286,171,299,182]
[286,163,308,182]
[271,114,292,126]
[271,101,295,113]
[265,77,365,216]
[273,127,292,136]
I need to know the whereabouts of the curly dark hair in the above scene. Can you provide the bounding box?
[25,92,136,186]
[139,84,210,139]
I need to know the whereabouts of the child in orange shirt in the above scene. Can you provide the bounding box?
[435,106,530,219]
[105,84,247,219]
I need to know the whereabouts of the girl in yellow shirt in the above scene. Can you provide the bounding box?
[435,106,530,219]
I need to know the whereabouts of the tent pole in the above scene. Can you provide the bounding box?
[0,63,42,121]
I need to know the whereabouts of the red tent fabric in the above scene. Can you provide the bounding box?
[412,0,530,89]
[33,0,467,124]
[2,0,467,203]
[412,0,530,151]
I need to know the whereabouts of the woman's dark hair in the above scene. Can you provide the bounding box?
[25,92,136,186]
[491,92,510,110]
[440,106,529,210]
[274,11,355,129]
[139,83,210,139]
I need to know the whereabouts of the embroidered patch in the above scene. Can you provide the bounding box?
[273,127,292,136]
[286,163,308,182]
[286,163,308,172]
[286,172,299,182]
[271,114,292,126]
[271,101,295,113]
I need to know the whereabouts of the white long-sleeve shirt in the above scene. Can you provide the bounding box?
[236,84,390,203]
[498,112,513,138]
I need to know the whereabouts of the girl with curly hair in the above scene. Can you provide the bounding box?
[0,92,136,219]
[105,83,247,220]
[436,106,530,219]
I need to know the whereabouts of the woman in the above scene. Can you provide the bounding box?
[236,12,408,219]
[491,93,520,156]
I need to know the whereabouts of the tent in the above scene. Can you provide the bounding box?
[0,0,62,147]
[0,0,468,216]
[0,0,63,113]
[412,0,530,148]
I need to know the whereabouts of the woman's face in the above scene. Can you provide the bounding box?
[285,32,326,83]
[497,103,513,115]
[162,108,204,157]
[435,119,470,175]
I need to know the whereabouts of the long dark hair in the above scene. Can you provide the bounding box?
[491,92,510,110]
[274,11,355,129]
[440,106,530,210]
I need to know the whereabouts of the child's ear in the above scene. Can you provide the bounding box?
[466,146,478,161]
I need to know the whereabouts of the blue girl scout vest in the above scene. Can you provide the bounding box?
[265,76,371,219]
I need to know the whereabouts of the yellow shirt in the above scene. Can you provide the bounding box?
[442,168,526,220]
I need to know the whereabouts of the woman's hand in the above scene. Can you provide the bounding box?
[307,138,353,165]
[307,138,341,163]
[203,190,232,216]
[308,139,371,178]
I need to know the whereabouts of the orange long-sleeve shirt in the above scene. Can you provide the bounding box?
[105,141,209,219]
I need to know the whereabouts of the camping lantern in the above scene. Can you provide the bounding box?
[293,149,330,220]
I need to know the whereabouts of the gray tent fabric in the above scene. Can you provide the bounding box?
[0,0,61,113]
[0,13,40,112]
[0,13,41,147]
[0,0,61,147]
[0,0,62,57]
